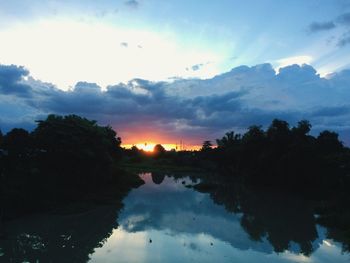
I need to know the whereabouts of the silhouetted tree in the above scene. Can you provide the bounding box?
[2,128,32,158]
[317,130,343,153]
[0,129,3,174]
[215,132,241,169]
[217,132,242,148]
[267,119,291,144]
[201,140,213,151]
[131,145,139,153]
[31,114,122,187]
[0,129,4,198]
[206,118,350,190]
[0,129,3,147]
[292,120,311,137]
[0,114,145,220]
[242,125,265,144]
[153,144,166,157]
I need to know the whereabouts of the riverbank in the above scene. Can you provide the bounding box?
[120,158,204,174]
[1,168,144,221]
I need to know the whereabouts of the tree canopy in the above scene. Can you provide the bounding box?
[212,118,347,191]
[153,144,166,157]
[0,114,128,218]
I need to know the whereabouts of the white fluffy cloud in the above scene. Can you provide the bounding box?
[0,20,227,90]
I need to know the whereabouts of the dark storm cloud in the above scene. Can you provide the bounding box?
[190,91,244,116]
[0,64,32,96]
[308,21,336,32]
[337,12,350,25]
[308,12,350,46]
[124,0,139,8]
[310,105,350,117]
[1,63,350,144]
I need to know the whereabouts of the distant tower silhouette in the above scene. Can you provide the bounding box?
[178,140,185,151]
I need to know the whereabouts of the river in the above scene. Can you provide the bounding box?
[1,172,349,263]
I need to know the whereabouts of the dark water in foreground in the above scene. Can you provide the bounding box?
[1,172,350,262]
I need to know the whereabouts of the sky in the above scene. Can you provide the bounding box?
[1,0,350,148]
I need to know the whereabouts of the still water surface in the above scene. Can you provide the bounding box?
[1,172,350,262]
[90,173,350,263]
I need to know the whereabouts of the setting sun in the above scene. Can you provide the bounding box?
[136,143,156,152]
[122,142,186,151]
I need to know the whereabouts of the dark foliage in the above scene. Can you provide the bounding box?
[153,144,166,158]
[201,140,213,151]
[0,114,141,219]
[193,118,350,253]
[32,114,122,185]
[212,119,349,193]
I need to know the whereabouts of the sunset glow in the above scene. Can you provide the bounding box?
[136,143,157,152]
[124,143,174,152]
[122,143,201,152]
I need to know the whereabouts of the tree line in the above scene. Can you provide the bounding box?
[2,115,350,217]
[0,114,141,219]
[200,119,350,192]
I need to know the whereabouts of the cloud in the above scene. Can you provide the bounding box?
[120,42,128,48]
[309,12,350,30]
[308,12,350,46]
[0,64,32,96]
[1,63,350,145]
[311,105,350,118]
[309,21,336,33]
[337,12,350,26]
[0,19,224,89]
[124,0,139,9]
[336,13,350,46]
[191,64,204,71]
[276,56,313,70]
[337,32,350,46]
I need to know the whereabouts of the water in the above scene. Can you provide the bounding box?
[1,172,349,262]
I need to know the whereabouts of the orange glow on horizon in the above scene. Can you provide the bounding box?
[117,128,202,151]
[122,143,201,151]
[137,142,157,152]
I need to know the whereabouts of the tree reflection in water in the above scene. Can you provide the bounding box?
[0,205,120,262]
[151,173,166,185]
[193,177,350,256]
[195,183,317,255]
